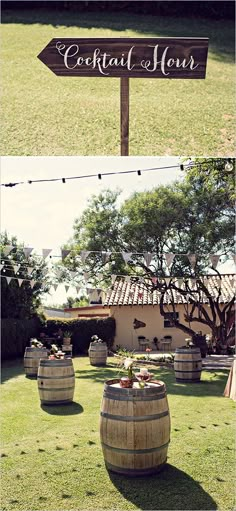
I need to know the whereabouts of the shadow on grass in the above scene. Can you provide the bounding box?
[1,8,235,63]
[108,463,217,510]
[1,359,25,384]
[76,365,229,397]
[41,401,83,416]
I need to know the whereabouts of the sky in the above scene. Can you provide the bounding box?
[1,156,184,305]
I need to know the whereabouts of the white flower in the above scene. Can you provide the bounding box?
[124,358,133,370]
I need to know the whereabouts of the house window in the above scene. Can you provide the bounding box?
[164,312,179,328]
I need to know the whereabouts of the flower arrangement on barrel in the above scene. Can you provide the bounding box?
[119,357,154,389]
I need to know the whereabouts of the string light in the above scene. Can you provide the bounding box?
[1,159,227,189]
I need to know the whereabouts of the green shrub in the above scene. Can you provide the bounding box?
[43,317,116,354]
[1,316,43,360]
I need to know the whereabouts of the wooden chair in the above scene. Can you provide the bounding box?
[160,336,172,352]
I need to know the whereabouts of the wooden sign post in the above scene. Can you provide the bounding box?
[38,38,209,156]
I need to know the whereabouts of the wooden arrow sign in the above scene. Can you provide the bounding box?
[38,37,209,154]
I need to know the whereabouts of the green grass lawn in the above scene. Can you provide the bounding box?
[1,8,235,156]
[1,356,235,511]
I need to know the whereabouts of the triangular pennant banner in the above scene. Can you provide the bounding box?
[13,265,21,274]
[0,264,4,271]
[27,267,33,276]
[3,245,14,256]
[55,268,63,279]
[121,252,132,264]
[165,253,175,268]
[143,252,153,267]
[84,272,90,283]
[70,271,78,279]
[177,278,183,288]
[61,249,71,260]
[165,278,171,286]
[86,288,93,296]
[97,273,104,281]
[53,284,58,292]
[76,286,81,294]
[6,276,12,285]
[125,276,131,283]
[151,277,158,285]
[80,250,91,263]
[23,247,34,258]
[18,278,24,287]
[187,253,197,269]
[111,274,117,284]
[42,248,52,259]
[65,285,70,293]
[30,280,36,289]
[209,254,220,269]
[101,251,111,264]
[232,254,236,264]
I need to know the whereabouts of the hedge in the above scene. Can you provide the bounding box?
[1,317,43,360]
[1,316,116,359]
[43,317,116,354]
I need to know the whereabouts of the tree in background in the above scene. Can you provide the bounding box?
[0,232,50,319]
[63,158,235,348]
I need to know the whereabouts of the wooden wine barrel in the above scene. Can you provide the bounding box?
[88,342,107,366]
[174,347,202,382]
[37,358,75,405]
[100,379,170,476]
[24,347,48,377]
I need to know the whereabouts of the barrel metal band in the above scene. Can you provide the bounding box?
[103,391,166,402]
[174,359,202,363]
[101,440,169,455]
[39,386,75,392]
[100,410,169,422]
[38,374,74,379]
[174,369,201,373]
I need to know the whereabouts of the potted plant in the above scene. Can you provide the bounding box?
[63,330,72,345]
[49,344,65,360]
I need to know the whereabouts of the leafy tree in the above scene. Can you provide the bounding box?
[0,232,50,319]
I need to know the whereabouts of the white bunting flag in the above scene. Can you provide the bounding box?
[6,276,12,285]
[27,267,33,276]
[125,276,131,283]
[76,286,81,294]
[232,254,236,264]
[18,278,24,287]
[70,271,78,279]
[42,249,52,259]
[13,265,21,274]
[143,252,153,267]
[0,264,4,271]
[65,285,70,293]
[80,250,91,263]
[177,278,183,288]
[55,268,63,279]
[121,252,132,264]
[187,253,197,269]
[111,274,117,284]
[139,277,144,284]
[30,280,36,289]
[3,245,13,256]
[83,272,90,283]
[97,273,104,281]
[53,284,58,292]
[165,278,171,286]
[209,254,220,269]
[86,288,93,296]
[23,247,34,258]
[101,251,111,264]
[61,249,71,260]
[165,253,175,268]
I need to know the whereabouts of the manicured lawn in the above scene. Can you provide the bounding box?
[1,8,235,156]
[1,356,235,511]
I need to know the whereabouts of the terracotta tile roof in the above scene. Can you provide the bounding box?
[104,274,235,306]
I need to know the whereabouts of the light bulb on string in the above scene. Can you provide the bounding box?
[225,160,234,173]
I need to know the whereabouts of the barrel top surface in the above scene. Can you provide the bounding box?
[39,358,73,366]
[25,347,47,351]
[104,378,166,394]
[175,347,201,354]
